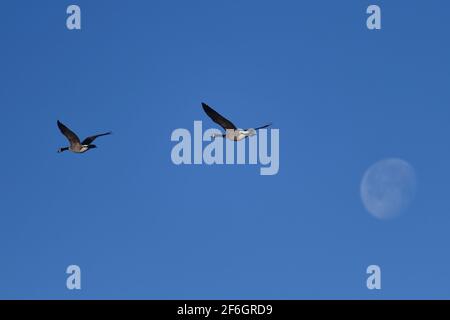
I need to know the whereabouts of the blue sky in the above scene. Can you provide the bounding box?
[0,0,450,299]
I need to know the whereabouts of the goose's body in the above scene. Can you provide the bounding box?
[57,120,111,153]
[222,129,256,142]
[201,103,271,141]
[70,145,91,153]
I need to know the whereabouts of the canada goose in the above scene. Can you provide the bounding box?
[201,102,271,141]
[57,120,111,153]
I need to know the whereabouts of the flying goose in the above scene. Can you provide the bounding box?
[201,102,271,141]
[57,120,111,153]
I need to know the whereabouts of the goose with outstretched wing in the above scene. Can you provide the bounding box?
[201,102,271,141]
[57,120,111,153]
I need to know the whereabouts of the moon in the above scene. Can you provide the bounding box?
[360,158,417,220]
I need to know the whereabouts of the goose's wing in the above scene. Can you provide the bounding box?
[202,103,237,130]
[254,123,272,130]
[81,132,112,145]
[57,120,81,146]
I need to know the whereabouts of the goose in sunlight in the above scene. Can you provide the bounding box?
[57,120,112,153]
[201,102,271,141]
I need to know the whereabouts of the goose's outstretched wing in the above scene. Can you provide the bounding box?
[57,120,81,146]
[202,103,237,130]
[254,123,272,130]
[81,132,112,145]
